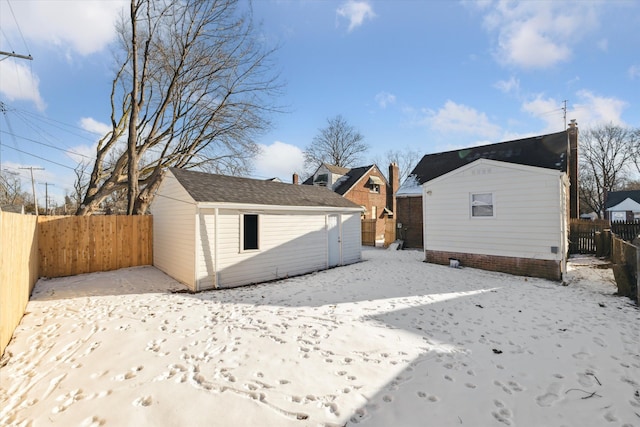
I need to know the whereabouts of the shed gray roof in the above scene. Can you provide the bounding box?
[168,168,361,209]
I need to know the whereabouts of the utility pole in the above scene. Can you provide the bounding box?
[39,182,55,215]
[562,100,567,130]
[19,166,44,215]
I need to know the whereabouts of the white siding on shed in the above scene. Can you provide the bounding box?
[195,210,216,290]
[423,159,566,261]
[214,210,330,288]
[151,171,197,288]
[341,213,362,265]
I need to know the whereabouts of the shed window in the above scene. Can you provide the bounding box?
[242,214,259,250]
[471,193,494,217]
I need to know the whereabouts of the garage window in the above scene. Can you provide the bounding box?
[242,214,259,250]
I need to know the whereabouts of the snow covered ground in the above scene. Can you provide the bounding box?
[1,248,639,427]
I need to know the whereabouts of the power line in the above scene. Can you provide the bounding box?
[3,144,77,170]
[3,0,32,59]
[0,129,95,161]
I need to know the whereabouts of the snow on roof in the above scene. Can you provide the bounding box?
[396,174,422,196]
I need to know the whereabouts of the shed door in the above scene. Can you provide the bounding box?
[328,214,341,267]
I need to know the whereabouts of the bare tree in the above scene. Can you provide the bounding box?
[578,124,639,217]
[71,161,90,211]
[76,0,281,215]
[374,148,424,184]
[0,171,27,206]
[304,115,368,171]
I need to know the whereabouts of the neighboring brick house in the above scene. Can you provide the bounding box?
[301,162,399,241]
[397,123,579,249]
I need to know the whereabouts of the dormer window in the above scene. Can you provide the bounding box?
[368,176,382,193]
[314,173,328,187]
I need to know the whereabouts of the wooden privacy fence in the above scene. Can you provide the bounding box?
[0,211,39,357]
[611,221,640,242]
[38,215,153,277]
[361,218,397,247]
[362,219,376,246]
[384,219,396,246]
[569,219,610,254]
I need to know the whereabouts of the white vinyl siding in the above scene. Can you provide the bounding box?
[423,160,566,261]
[151,172,197,288]
[195,210,216,290]
[341,213,362,265]
[153,169,363,291]
[215,210,329,288]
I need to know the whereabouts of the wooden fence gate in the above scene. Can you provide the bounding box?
[569,219,609,254]
[362,218,397,247]
[361,219,376,246]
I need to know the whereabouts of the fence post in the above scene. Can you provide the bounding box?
[635,237,640,303]
[601,229,611,258]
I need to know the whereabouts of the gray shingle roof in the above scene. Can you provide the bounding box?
[409,131,569,185]
[168,168,361,209]
[605,190,640,209]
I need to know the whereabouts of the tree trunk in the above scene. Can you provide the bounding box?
[127,0,140,215]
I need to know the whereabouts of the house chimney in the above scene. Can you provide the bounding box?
[292,172,299,185]
[388,162,399,215]
[567,119,579,219]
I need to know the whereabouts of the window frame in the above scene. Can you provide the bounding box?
[369,183,380,193]
[470,192,495,218]
[240,213,260,252]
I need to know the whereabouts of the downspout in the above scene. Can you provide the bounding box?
[560,175,568,276]
[195,206,200,291]
[214,207,219,289]
[325,214,329,269]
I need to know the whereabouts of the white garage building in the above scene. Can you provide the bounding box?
[151,168,363,291]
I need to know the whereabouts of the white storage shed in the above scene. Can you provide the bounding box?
[151,168,363,291]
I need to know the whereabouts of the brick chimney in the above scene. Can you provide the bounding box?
[292,173,299,185]
[568,119,579,219]
[388,162,399,215]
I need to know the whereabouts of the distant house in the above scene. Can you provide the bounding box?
[151,168,363,291]
[605,190,640,222]
[397,124,579,249]
[302,162,399,241]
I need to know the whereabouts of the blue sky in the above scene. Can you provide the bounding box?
[1,0,639,205]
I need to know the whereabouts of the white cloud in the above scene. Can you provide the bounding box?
[629,64,640,80]
[476,1,599,69]
[66,144,97,165]
[522,94,563,132]
[336,1,375,32]
[375,91,396,108]
[79,117,112,136]
[254,141,305,182]
[0,0,125,56]
[522,91,627,131]
[0,60,46,111]
[494,76,520,94]
[572,90,627,127]
[427,101,501,139]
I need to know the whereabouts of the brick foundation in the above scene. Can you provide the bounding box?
[425,250,562,281]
